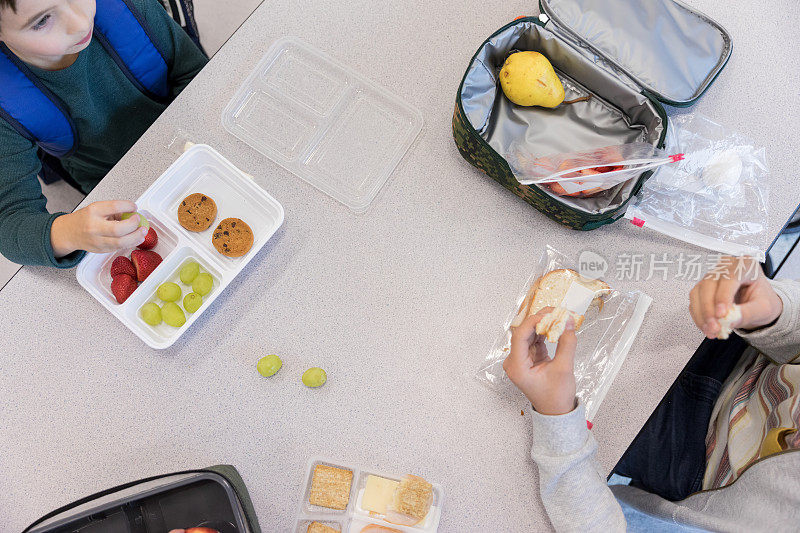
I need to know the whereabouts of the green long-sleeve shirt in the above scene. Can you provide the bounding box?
[0,0,207,267]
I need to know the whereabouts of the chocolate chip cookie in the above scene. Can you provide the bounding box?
[177,193,217,232]
[212,218,253,258]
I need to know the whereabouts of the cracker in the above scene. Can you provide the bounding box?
[307,522,340,533]
[390,475,432,523]
[308,464,353,510]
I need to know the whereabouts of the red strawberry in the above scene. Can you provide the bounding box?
[130,250,163,282]
[110,273,137,304]
[136,227,158,250]
[110,256,136,279]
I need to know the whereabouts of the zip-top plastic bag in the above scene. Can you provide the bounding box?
[477,246,652,421]
[625,113,770,261]
[508,142,684,198]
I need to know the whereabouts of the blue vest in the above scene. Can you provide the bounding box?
[0,0,169,158]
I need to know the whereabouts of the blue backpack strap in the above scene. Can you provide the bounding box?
[0,44,78,158]
[93,0,170,102]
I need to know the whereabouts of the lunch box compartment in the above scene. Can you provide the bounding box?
[302,91,412,198]
[126,248,223,347]
[259,43,350,116]
[294,519,347,533]
[143,146,285,270]
[24,467,259,533]
[233,90,321,161]
[90,212,178,308]
[300,459,356,516]
[453,0,731,229]
[351,471,441,530]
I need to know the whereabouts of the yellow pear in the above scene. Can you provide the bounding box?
[499,51,565,108]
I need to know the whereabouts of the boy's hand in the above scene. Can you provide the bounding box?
[689,256,783,337]
[50,201,147,257]
[503,307,577,416]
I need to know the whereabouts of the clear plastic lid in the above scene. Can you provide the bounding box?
[223,37,424,212]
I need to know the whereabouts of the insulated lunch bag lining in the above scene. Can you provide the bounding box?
[459,20,664,216]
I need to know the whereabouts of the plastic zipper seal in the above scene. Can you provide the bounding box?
[624,206,766,262]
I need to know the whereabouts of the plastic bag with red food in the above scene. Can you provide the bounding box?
[625,113,771,261]
[507,142,684,198]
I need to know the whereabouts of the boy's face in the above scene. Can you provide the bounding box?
[0,0,96,60]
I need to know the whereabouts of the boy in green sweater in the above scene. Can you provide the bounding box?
[0,0,207,267]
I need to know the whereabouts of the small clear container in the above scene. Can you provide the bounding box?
[222,37,423,213]
[296,458,443,533]
[76,144,285,349]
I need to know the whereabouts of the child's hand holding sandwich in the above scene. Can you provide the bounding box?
[503,307,628,531]
[503,307,578,416]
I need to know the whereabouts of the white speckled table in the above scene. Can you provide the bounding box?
[1,1,799,531]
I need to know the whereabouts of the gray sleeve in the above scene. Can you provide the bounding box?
[735,278,800,364]
[529,403,626,533]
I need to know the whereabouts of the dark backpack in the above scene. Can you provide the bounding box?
[157,0,206,56]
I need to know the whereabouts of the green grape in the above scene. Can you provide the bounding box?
[192,272,213,296]
[161,302,186,327]
[183,292,203,313]
[157,282,181,302]
[301,367,327,388]
[121,212,149,229]
[180,261,200,284]
[257,354,282,377]
[140,302,162,326]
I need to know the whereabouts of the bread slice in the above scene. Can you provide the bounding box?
[535,307,580,343]
[511,275,543,328]
[385,475,433,526]
[717,304,742,340]
[512,269,610,330]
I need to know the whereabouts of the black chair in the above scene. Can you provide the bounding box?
[158,0,207,56]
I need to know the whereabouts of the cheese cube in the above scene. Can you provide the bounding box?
[362,475,399,515]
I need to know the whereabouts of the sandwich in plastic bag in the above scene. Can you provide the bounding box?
[508,142,684,198]
[625,113,770,261]
[477,246,652,421]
